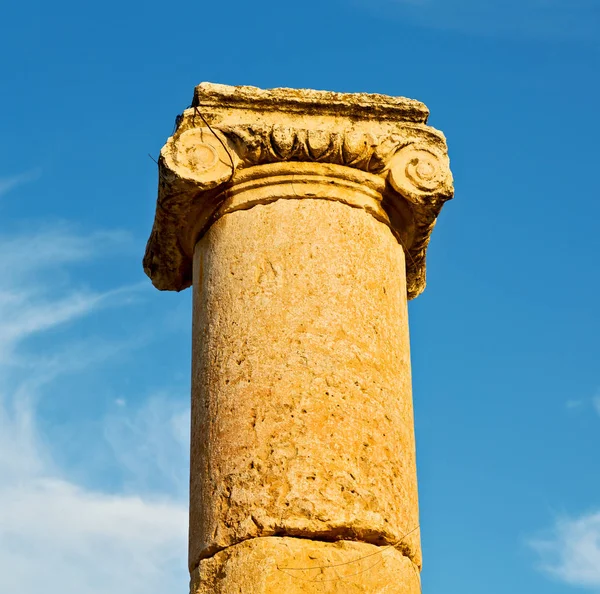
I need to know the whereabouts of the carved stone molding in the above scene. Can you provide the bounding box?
[222,125,386,173]
[144,83,454,298]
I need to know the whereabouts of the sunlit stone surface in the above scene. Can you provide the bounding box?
[144,82,453,592]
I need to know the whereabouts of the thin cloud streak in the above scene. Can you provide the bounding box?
[0,224,140,364]
[0,223,188,594]
[104,394,190,499]
[1,282,144,351]
[530,512,600,587]
[377,0,600,40]
[0,384,189,594]
[0,224,133,282]
[0,169,41,198]
[566,399,583,410]
[0,462,187,594]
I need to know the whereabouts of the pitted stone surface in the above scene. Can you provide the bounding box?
[190,199,420,570]
[143,82,453,298]
[191,537,421,594]
[144,82,454,593]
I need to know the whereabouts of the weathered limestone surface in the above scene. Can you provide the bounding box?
[143,83,453,592]
[191,537,421,593]
[143,83,453,299]
[190,198,419,568]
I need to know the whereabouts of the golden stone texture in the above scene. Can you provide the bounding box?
[144,82,453,299]
[191,537,421,593]
[143,83,453,593]
[191,198,419,567]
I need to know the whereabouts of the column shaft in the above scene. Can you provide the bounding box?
[190,197,421,589]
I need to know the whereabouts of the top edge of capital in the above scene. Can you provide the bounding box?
[192,82,430,124]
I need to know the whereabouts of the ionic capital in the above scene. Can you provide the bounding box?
[144,83,453,298]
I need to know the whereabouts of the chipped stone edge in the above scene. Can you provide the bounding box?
[189,535,422,593]
[143,83,454,299]
[192,82,430,123]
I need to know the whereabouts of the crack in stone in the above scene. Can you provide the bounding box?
[192,531,418,573]
[208,195,395,241]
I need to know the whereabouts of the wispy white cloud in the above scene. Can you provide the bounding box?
[0,287,133,359]
[530,512,600,588]
[565,390,600,415]
[0,456,188,594]
[0,382,187,592]
[0,169,41,198]
[373,0,599,40]
[0,224,140,365]
[0,223,189,594]
[0,363,189,594]
[566,399,583,410]
[0,223,132,282]
[103,394,190,499]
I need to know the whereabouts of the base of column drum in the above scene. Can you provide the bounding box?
[190,536,421,593]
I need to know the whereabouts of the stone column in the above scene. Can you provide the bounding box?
[144,83,453,593]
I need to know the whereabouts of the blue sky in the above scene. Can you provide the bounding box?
[0,0,598,592]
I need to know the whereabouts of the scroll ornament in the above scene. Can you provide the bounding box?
[162,124,452,204]
[149,121,453,298]
[388,145,452,204]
